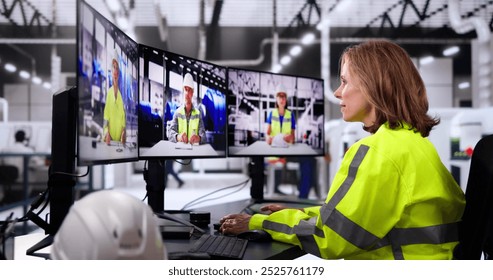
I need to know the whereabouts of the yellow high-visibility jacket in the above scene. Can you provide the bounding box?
[176,106,200,136]
[270,109,292,136]
[250,123,466,259]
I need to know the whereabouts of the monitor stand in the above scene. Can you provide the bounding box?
[25,174,76,256]
[26,87,77,256]
[249,156,265,201]
[144,159,205,234]
[145,159,166,212]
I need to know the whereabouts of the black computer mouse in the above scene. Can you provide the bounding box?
[237,230,272,242]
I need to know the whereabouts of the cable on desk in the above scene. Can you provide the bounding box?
[49,165,90,178]
[16,185,50,223]
[180,178,251,211]
[173,159,192,166]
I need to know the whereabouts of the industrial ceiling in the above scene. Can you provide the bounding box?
[0,0,492,90]
[0,0,492,29]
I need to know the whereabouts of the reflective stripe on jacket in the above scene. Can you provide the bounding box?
[250,123,465,259]
[176,106,200,137]
[270,109,292,136]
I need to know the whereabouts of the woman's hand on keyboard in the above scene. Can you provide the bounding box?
[219,213,251,235]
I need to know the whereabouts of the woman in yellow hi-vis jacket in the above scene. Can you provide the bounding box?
[219,40,465,260]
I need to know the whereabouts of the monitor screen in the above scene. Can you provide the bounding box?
[227,68,324,157]
[138,48,227,159]
[77,0,139,165]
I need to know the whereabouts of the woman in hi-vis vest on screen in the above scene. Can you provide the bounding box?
[265,85,296,147]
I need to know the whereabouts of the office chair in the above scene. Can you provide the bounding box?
[0,165,19,202]
[454,134,493,260]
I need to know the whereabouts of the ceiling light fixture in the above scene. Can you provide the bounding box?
[116,16,129,30]
[32,76,42,84]
[316,19,330,31]
[272,64,282,73]
[4,63,16,72]
[301,33,315,45]
[106,0,121,13]
[419,56,434,65]
[280,55,291,66]
[42,82,52,89]
[443,46,460,57]
[458,82,470,89]
[19,70,30,79]
[289,45,302,56]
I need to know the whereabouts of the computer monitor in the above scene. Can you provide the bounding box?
[227,67,325,157]
[27,0,141,255]
[77,0,139,166]
[138,48,227,159]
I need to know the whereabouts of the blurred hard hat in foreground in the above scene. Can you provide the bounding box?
[51,190,166,260]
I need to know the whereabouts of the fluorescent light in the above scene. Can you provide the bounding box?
[116,16,129,30]
[32,76,42,84]
[458,82,470,89]
[42,82,51,89]
[334,0,354,13]
[272,64,282,73]
[443,46,460,57]
[301,33,315,45]
[316,19,330,31]
[4,63,16,72]
[280,55,291,66]
[419,56,434,65]
[106,0,121,12]
[289,45,302,56]
[19,70,30,79]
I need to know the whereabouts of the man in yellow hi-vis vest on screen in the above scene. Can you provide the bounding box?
[167,73,206,145]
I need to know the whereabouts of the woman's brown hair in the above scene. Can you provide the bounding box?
[340,39,439,137]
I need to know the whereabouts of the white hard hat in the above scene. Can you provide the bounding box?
[183,73,195,90]
[51,190,166,260]
[275,84,287,96]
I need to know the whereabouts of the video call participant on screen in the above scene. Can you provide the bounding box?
[219,40,465,260]
[167,73,206,145]
[103,49,126,145]
[265,85,295,146]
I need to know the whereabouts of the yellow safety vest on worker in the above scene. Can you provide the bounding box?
[176,106,201,137]
[270,109,292,137]
[250,122,466,259]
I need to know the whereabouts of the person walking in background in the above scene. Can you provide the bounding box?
[165,160,184,188]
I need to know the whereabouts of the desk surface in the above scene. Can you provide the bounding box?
[14,199,306,260]
[14,232,51,260]
[140,140,225,158]
[78,136,138,162]
[162,199,305,260]
[230,141,320,156]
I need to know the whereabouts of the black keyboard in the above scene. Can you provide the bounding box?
[189,234,248,259]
